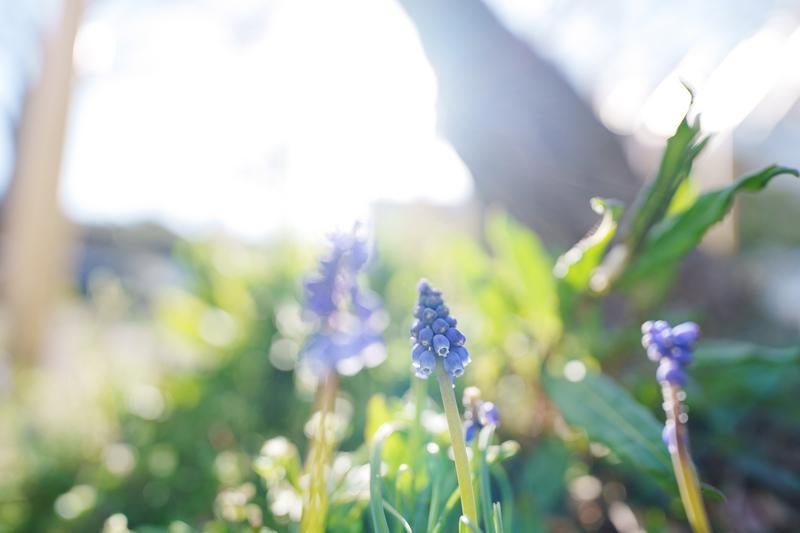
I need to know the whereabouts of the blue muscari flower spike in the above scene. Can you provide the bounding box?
[410,279,470,379]
[643,320,712,532]
[301,227,384,376]
[642,320,700,451]
[641,320,699,386]
[462,387,500,444]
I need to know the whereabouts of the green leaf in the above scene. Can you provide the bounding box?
[485,211,561,344]
[624,165,799,282]
[666,177,698,216]
[426,450,455,533]
[692,340,800,414]
[490,466,513,533]
[459,515,484,533]
[543,369,672,479]
[554,198,624,292]
[519,438,569,513]
[370,423,404,533]
[734,454,800,496]
[476,427,497,533]
[491,502,505,533]
[365,395,393,445]
[432,487,462,533]
[383,501,413,533]
[693,340,800,366]
[622,108,705,252]
[701,482,726,502]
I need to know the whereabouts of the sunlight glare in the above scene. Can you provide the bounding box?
[62,0,472,241]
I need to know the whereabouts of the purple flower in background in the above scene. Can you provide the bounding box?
[410,279,470,379]
[301,228,385,376]
[644,321,711,529]
[462,386,500,444]
[642,320,698,450]
[641,320,700,386]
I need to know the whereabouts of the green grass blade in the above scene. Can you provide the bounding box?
[383,501,413,533]
[459,515,484,533]
[492,502,504,533]
[370,423,398,533]
[432,487,461,533]
[490,464,514,533]
[426,452,443,533]
[477,427,496,533]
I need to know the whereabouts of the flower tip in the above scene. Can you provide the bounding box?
[417,279,432,293]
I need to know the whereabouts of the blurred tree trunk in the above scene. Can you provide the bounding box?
[2,0,83,366]
[396,0,639,246]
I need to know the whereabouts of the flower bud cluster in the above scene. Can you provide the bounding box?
[462,386,500,443]
[301,229,384,376]
[641,320,700,386]
[410,280,470,379]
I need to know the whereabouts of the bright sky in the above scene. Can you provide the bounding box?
[62,0,473,240]
[8,0,799,242]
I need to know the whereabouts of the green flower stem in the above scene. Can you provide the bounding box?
[435,366,478,527]
[408,377,425,469]
[407,377,426,522]
[300,372,338,533]
[662,383,710,533]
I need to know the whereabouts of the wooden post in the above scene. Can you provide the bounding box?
[2,0,84,366]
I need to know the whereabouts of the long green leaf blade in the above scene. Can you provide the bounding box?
[543,369,672,479]
[432,487,461,533]
[694,339,800,366]
[623,165,798,282]
[486,211,561,345]
[476,427,496,533]
[459,515,484,533]
[370,423,398,533]
[622,113,703,251]
[492,502,504,533]
[554,198,624,292]
[383,501,413,533]
[490,465,513,533]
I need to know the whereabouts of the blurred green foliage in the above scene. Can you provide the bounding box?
[1,107,800,532]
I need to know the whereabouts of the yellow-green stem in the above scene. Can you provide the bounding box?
[436,366,478,527]
[662,383,711,533]
[407,377,426,491]
[300,373,338,533]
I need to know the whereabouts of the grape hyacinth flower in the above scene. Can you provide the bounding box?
[301,229,385,377]
[298,228,383,533]
[642,320,710,533]
[410,280,470,380]
[410,279,477,526]
[462,386,500,444]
